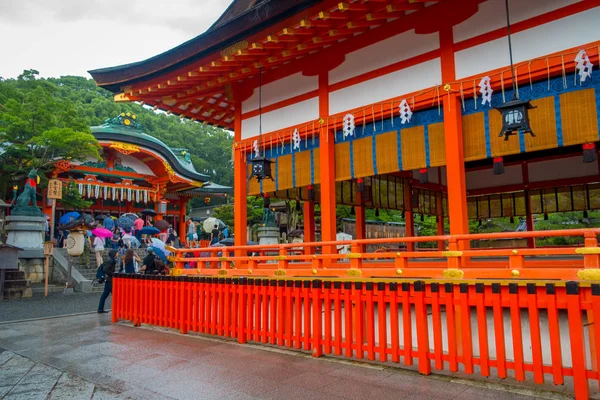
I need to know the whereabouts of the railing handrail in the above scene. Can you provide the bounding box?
[170,228,600,254]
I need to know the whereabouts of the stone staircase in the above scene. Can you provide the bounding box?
[2,270,32,299]
[53,248,150,293]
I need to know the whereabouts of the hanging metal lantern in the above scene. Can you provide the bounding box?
[495,99,536,141]
[204,197,211,205]
[250,156,273,182]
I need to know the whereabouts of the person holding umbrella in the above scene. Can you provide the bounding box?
[93,234,106,268]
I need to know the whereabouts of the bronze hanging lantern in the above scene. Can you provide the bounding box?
[250,67,274,182]
[494,0,535,141]
[496,99,535,141]
[250,156,273,182]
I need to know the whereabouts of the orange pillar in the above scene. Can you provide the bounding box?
[233,106,248,257]
[436,194,445,250]
[318,73,336,257]
[525,191,536,248]
[178,197,187,241]
[355,206,366,240]
[303,201,315,254]
[441,27,469,237]
[403,181,415,252]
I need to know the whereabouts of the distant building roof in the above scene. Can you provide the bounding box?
[91,113,210,182]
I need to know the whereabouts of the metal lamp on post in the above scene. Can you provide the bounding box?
[249,68,274,183]
[495,0,536,141]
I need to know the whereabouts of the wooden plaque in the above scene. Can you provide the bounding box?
[47,179,63,200]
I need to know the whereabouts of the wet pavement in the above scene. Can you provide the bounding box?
[0,314,562,400]
[0,291,110,323]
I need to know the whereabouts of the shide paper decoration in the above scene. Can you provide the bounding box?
[574,49,593,84]
[479,76,493,106]
[398,100,413,124]
[342,114,355,138]
[292,129,301,150]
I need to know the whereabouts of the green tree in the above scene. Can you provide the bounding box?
[0,71,100,197]
[59,180,93,210]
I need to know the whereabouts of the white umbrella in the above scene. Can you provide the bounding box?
[150,237,170,255]
[203,217,222,233]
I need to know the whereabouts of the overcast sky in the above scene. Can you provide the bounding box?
[0,0,232,79]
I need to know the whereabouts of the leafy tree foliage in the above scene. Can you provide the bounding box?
[60,180,94,210]
[0,70,100,197]
[0,71,233,202]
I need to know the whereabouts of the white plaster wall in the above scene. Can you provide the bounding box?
[455,5,600,79]
[466,165,522,191]
[328,30,440,85]
[528,156,598,183]
[71,153,155,176]
[329,58,441,115]
[453,0,582,43]
[242,73,318,114]
[241,97,319,140]
[116,153,156,176]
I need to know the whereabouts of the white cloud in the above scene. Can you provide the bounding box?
[0,0,231,79]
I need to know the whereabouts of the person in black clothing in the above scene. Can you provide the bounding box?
[98,249,118,313]
[210,224,220,245]
[140,248,157,274]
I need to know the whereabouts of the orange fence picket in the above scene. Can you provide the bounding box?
[112,275,600,399]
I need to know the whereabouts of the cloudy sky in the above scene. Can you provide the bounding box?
[0,0,232,79]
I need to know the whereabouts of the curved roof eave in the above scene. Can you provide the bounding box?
[92,128,211,182]
[88,0,325,93]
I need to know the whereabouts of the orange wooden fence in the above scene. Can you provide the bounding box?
[113,275,600,399]
[168,228,600,281]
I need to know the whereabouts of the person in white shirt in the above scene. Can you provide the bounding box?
[93,236,106,268]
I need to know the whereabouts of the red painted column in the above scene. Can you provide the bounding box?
[178,197,187,242]
[318,73,336,258]
[436,195,445,250]
[303,201,315,254]
[233,106,248,258]
[355,206,366,240]
[404,181,415,252]
[525,191,536,248]
[440,27,469,238]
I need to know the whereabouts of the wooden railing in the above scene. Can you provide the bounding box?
[167,229,600,281]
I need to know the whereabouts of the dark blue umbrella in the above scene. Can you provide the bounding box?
[138,226,160,235]
[149,246,167,263]
[59,212,80,225]
[117,215,135,229]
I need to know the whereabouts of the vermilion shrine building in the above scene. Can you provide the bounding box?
[88,2,600,396]
[89,0,600,267]
[45,113,229,238]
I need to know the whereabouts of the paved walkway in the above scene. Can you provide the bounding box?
[0,314,563,400]
[0,292,110,323]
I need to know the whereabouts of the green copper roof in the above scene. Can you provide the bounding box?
[91,114,210,182]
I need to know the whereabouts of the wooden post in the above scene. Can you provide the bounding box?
[43,242,54,297]
[303,201,315,254]
[525,191,536,248]
[178,197,187,242]
[441,27,469,239]
[403,181,415,252]
[233,106,247,259]
[318,73,336,259]
[436,195,445,250]
[50,199,56,243]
